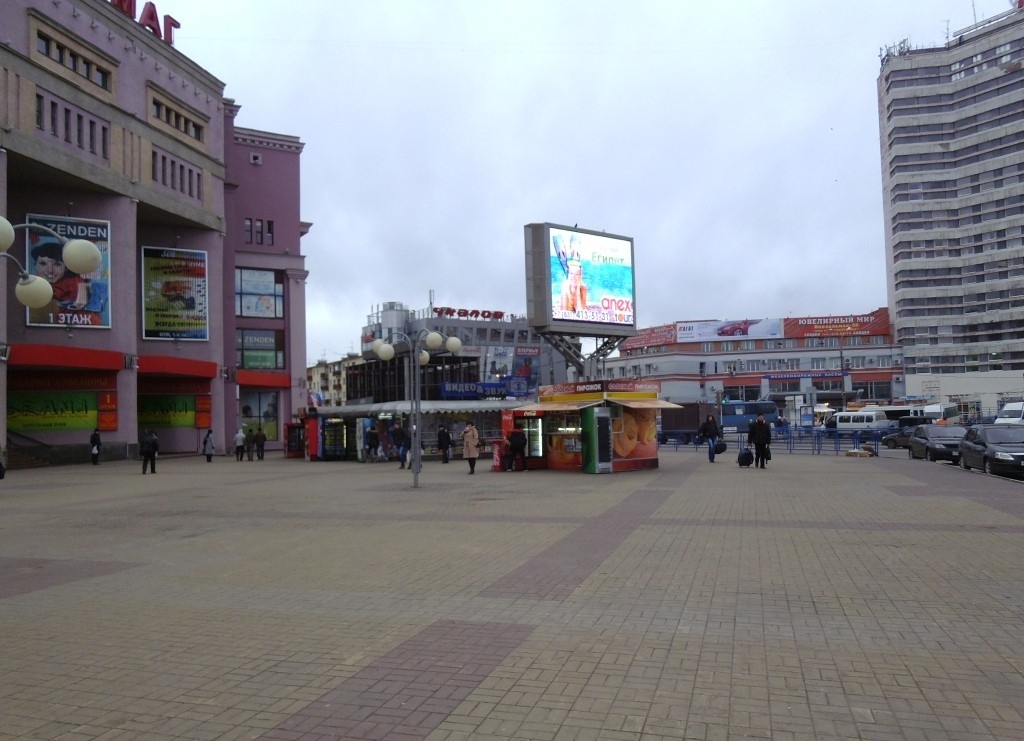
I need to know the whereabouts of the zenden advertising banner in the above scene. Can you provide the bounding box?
[141,247,209,340]
[25,214,111,329]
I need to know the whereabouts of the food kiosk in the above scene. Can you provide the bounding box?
[508,381,681,473]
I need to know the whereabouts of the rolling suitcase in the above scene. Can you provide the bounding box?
[737,447,754,467]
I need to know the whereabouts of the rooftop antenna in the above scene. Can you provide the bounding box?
[972,0,977,25]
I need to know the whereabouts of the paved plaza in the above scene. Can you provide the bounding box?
[1,447,1023,740]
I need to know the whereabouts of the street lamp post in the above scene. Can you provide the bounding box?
[0,216,104,307]
[373,329,461,488]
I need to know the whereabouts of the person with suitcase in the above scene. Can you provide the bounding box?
[747,412,772,469]
[698,414,721,463]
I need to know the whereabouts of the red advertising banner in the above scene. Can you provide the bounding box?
[7,371,118,392]
[621,323,677,350]
[783,308,890,338]
[539,380,662,397]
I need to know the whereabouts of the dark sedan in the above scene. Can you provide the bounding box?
[882,426,916,449]
[958,424,1024,476]
[907,424,967,462]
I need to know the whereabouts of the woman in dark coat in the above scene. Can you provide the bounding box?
[89,429,102,465]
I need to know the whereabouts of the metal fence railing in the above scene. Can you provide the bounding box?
[659,428,884,456]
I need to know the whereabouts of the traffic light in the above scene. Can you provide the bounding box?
[714,389,722,404]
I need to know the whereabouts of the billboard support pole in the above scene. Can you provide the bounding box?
[539,332,624,381]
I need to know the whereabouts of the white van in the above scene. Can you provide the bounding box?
[823,410,891,436]
[995,401,1024,424]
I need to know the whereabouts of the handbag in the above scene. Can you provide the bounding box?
[714,440,727,454]
[765,447,772,461]
[91,445,99,455]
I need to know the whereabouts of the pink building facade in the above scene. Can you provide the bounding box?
[0,0,308,465]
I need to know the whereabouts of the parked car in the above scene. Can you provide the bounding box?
[907,424,967,462]
[882,426,916,449]
[958,424,1024,476]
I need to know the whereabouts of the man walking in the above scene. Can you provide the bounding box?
[392,422,409,469]
[140,429,159,474]
[747,412,772,469]
[254,427,267,460]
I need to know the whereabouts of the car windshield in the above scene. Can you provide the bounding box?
[986,428,1024,444]
[930,426,966,437]
[996,409,1022,420]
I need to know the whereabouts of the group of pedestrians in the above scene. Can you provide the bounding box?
[85,427,269,474]
[233,427,268,461]
[698,412,772,469]
[364,421,484,474]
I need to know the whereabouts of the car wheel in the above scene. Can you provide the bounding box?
[908,446,914,459]
[732,329,745,336]
[960,455,970,471]
[927,449,936,462]
[886,439,896,449]
[984,458,995,476]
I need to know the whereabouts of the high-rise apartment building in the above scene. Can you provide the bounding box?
[878,6,1024,413]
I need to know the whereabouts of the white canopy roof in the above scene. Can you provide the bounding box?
[316,399,524,417]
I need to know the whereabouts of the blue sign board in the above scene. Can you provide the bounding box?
[440,380,530,399]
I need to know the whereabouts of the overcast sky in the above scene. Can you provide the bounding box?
[162,0,1014,364]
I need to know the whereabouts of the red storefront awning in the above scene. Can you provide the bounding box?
[7,344,125,370]
[138,355,218,377]
[235,369,292,388]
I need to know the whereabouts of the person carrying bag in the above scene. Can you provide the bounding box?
[698,414,722,463]
[746,412,772,470]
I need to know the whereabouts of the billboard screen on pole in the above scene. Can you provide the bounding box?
[524,222,636,337]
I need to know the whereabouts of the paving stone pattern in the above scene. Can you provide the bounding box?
[0,450,1022,740]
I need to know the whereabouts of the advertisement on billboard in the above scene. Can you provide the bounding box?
[25,214,111,329]
[621,323,677,351]
[783,308,890,338]
[237,269,282,318]
[524,223,636,338]
[141,247,209,340]
[549,226,634,327]
[483,345,515,381]
[513,346,541,395]
[676,318,782,341]
[138,394,197,428]
[7,391,98,432]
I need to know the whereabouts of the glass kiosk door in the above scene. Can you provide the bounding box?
[521,417,543,457]
[583,406,613,473]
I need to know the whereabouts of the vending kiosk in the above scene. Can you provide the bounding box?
[511,381,680,473]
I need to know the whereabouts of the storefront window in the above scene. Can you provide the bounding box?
[235,268,284,318]
[240,390,279,441]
